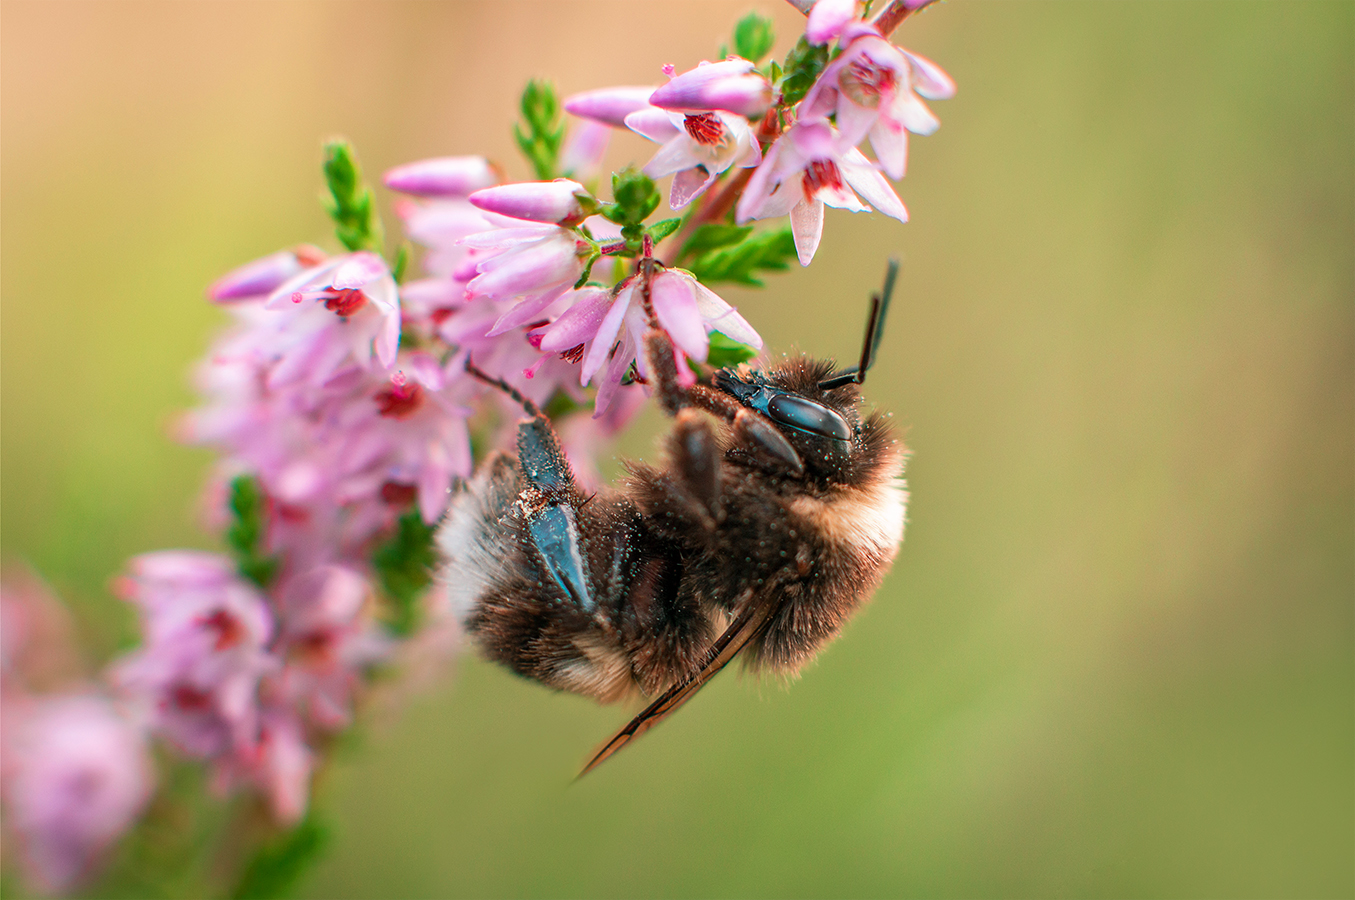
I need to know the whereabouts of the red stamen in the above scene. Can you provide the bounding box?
[683,113,726,146]
[170,684,213,712]
[559,343,586,364]
[430,308,455,325]
[375,377,424,418]
[380,481,418,506]
[841,59,897,108]
[803,160,845,201]
[291,630,336,667]
[197,609,245,651]
[324,288,367,317]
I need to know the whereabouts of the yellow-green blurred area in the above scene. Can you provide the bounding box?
[3,0,1352,896]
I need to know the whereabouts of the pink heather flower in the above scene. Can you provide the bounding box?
[276,566,387,731]
[560,119,613,182]
[383,155,501,198]
[468,179,593,226]
[649,58,774,120]
[207,246,328,303]
[113,552,276,759]
[263,252,401,386]
[736,120,908,265]
[805,0,859,45]
[459,224,594,335]
[625,107,762,210]
[564,86,659,127]
[3,694,153,894]
[397,196,493,281]
[572,268,761,415]
[800,23,956,179]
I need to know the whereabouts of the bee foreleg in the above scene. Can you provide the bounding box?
[671,408,722,520]
[515,413,595,612]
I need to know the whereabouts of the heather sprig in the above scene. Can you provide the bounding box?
[0,1,958,894]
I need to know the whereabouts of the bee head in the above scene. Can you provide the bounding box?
[712,361,870,482]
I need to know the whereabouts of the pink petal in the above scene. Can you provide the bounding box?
[469,180,588,225]
[869,117,909,181]
[649,58,772,119]
[538,287,613,353]
[840,149,908,222]
[692,282,762,348]
[651,272,709,362]
[581,286,632,385]
[790,197,825,266]
[331,253,388,290]
[487,286,570,336]
[625,107,682,143]
[669,166,716,210]
[560,120,611,180]
[208,250,305,302]
[902,50,957,100]
[806,0,858,45]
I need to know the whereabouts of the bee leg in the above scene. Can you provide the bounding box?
[641,329,804,476]
[671,408,722,521]
[516,414,594,611]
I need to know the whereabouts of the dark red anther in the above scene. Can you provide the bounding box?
[197,609,245,651]
[802,159,845,201]
[430,308,455,325]
[170,684,213,712]
[683,112,726,146]
[559,343,586,364]
[324,288,367,317]
[291,630,336,667]
[380,481,418,506]
[375,377,424,418]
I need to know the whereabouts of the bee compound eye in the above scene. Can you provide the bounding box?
[765,394,852,441]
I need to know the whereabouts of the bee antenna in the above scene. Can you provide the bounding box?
[464,358,542,418]
[818,258,899,390]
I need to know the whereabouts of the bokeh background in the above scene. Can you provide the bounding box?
[3,1,1352,896]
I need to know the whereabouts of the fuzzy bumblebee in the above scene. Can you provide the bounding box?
[438,261,907,774]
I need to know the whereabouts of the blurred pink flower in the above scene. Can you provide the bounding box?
[207,246,327,303]
[262,252,402,387]
[459,223,594,335]
[383,155,501,198]
[564,86,658,127]
[805,0,859,45]
[2,694,153,894]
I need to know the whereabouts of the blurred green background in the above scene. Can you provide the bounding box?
[3,1,1351,897]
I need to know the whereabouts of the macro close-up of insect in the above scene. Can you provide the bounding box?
[441,258,907,774]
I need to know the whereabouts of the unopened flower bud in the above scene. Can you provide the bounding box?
[806,0,859,45]
[563,86,658,127]
[649,58,773,119]
[207,246,324,302]
[468,179,594,225]
[383,156,501,198]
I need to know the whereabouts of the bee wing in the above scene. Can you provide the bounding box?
[578,597,780,777]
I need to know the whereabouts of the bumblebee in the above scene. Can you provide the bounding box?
[438,260,907,774]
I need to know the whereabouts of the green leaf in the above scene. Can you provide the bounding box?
[391,242,411,284]
[231,814,330,900]
[322,139,384,254]
[733,13,776,63]
[226,475,279,588]
[680,223,753,259]
[688,227,797,286]
[777,36,831,108]
[372,510,439,636]
[706,331,759,368]
[647,217,682,243]
[515,79,565,181]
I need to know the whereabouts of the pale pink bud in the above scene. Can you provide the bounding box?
[806,0,858,45]
[383,156,501,198]
[564,86,658,127]
[649,58,773,119]
[469,180,592,225]
[207,246,325,303]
